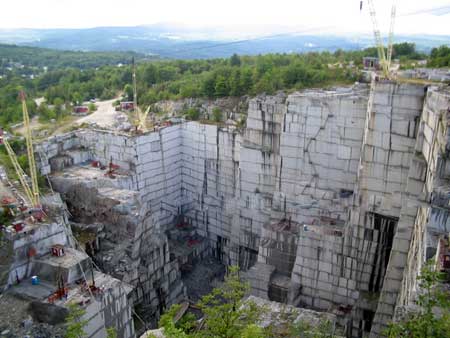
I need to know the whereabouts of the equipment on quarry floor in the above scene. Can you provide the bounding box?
[48,270,69,303]
[1,196,16,206]
[12,221,24,232]
[1,196,18,217]
[27,246,37,258]
[31,275,40,285]
[51,244,65,257]
[104,157,120,178]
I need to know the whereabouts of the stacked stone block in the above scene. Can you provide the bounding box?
[34,83,450,337]
[370,87,450,336]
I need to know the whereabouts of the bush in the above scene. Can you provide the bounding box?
[185,107,200,121]
[385,261,450,338]
[212,107,222,122]
[65,303,88,338]
[88,103,97,113]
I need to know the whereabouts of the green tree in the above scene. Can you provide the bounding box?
[179,82,200,98]
[158,304,191,338]
[53,97,65,119]
[241,324,265,338]
[106,327,117,338]
[429,45,450,67]
[143,64,158,84]
[37,102,56,122]
[229,69,243,97]
[65,303,88,338]
[124,84,133,101]
[72,92,83,105]
[158,266,262,338]
[253,74,274,95]
[393,42,417,58]
[195,266,261,338]
[202,75,216,97]
[239,68,254,94]
[214,75,229,97]
[212,107,223,122]
[385,261,450,338]
[288,319,335,338]
[88,103,97,113]
[185,107,200,121]
[157,266,338,338]
[230,54,241,67]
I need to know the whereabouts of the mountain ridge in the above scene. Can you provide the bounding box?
[0,24,448,59]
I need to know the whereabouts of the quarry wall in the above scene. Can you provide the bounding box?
[35,82,450,337]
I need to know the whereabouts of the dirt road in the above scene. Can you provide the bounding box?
[76,98,121,128]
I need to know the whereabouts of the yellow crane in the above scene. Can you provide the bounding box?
[366,0,397,78]
[137,105,151,132]
[131,57,150,132]
[20,91,40,207]
[132,57,139,127]
[1,136,35,206]
[0,92,40,208]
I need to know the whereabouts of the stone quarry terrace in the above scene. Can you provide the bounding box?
[1,81,449,338]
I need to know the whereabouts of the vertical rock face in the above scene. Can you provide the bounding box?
[369,86,450,337]
[346,81,427,337]
[37,128,187,326]
[36,82,450,337]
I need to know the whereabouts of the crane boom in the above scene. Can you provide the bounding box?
[138,105,151,131]
[132,58,150,132]
[20,91,40,207]
[366,0,397,78]
[1,137,35,206]
[367,0,388,77]
[387,0,397,72]
[132,57,139,127]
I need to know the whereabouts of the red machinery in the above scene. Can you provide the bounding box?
[104,157,120,178]
[51,244,65,257]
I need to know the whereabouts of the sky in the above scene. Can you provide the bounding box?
[1,0,449,36]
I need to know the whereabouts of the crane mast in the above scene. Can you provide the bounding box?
[20,91,40,207]
[132,57,139,128]
[366,0,397,78]
[0,92,41,208]
[1,137,35,206]
[387,0,397,70]
[131,58,150,132]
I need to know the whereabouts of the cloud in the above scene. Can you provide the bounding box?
[0,0,449,36]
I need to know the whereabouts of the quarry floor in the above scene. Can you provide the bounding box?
[182,257,225,302]
[0,293,64,338]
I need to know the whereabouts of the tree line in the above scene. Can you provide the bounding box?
[0,43,147,71]
[0,42,447,128]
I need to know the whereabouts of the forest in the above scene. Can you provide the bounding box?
[0,44,148,70]
[0,42,447,128]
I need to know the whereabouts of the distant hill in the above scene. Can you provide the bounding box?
[0,43,150,70]
[0,25,448,59]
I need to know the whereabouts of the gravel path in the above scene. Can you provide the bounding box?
[76,98,121,128]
